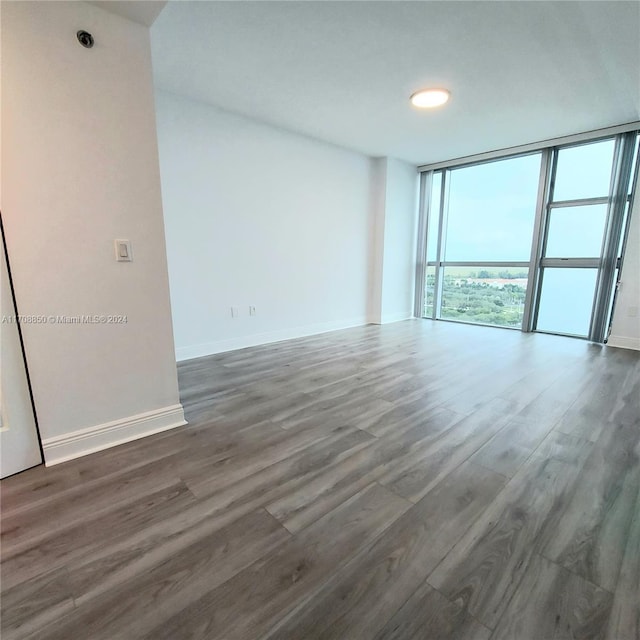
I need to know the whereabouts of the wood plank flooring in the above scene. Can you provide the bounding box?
[1,320,639,639]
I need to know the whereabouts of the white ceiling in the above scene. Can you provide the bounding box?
[90,1,166,27]
[151,1,640,165]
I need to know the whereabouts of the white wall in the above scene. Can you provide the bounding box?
[369,157,419,324]
[1,1,184,464]
[155,91,376,360]
[368,159,387,324]
[609,171,640,350]
[380,158,419,323]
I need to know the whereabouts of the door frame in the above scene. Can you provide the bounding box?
[1,211,44,477]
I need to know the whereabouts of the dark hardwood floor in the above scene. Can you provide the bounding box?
[1,320,639,640]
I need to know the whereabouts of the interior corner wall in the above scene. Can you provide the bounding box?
[368,158,387,325]
[609,172,640,350]
[1,1,184,464]
[380,158,419,323]
[369,157,419,325]
[154,90,375,360]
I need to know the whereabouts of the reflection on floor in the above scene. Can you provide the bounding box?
[1,320,639,639]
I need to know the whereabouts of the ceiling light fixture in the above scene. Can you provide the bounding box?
[410,88,450,109]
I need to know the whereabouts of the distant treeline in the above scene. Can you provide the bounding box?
[425,272,527,328]
[472,270,527,280]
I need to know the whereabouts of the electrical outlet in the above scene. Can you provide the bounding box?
[231,306,239,318]
[249,305,256,316]
[628,306,638,318]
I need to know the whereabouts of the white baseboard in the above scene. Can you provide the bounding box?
[42,404,187,466]
[607,335,640,351]
[381,311,414,324]
[176,316,369,361]
[369,311,414,325]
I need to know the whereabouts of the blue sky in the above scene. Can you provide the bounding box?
[427,138,617,263]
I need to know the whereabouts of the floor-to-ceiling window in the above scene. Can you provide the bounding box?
[416,128,639,342]
[423,153,541,328]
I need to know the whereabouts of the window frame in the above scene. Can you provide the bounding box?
[416,126,640,342]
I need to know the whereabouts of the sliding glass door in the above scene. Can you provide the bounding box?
[417,129,639,342]
[534,134,638,341]
[533,139,615,337]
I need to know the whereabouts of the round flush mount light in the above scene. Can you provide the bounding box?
[410,88,450,109]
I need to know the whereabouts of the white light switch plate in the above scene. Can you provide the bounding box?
[115,239,132,262]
